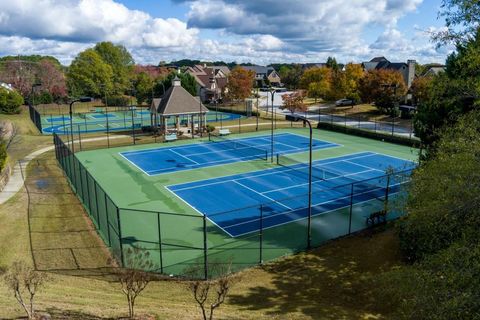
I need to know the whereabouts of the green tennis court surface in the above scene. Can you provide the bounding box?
[73,128,418,275]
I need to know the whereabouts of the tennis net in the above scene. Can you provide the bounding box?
[208,133,268,160]
[276,153,389,191]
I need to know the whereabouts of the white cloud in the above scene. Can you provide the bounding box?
[0,0,198,48]
[0,0,451,65]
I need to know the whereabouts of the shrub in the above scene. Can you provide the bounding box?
[0,88,24,114]
[103,95,131,107]
[0,141,6,171]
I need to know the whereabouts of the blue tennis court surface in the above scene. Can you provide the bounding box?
[167,152,416,237]
[120,133,339,175]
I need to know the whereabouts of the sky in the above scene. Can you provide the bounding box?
[0,0,453,66]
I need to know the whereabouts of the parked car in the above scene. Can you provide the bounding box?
[335,98,355,106]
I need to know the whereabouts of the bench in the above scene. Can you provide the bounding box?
[365,210,387,227]
[165,133,177,142]
[219,128,231,136]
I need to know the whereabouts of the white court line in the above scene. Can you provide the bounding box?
[262,168,377,194]
[342,159,384,172]
[282,131,344,149]
[169,149,200,165]
[146,153,264,175]
[118,152,153,177]
[223,182,406,236]
[232,180,293,211]
[163,185,236,237]
[170,152,376,191]
[121,133,287,156]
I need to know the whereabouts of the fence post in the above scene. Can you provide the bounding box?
[203,214,208,280]
[78,125,82,151]
[384,174,391,212]
[259,205,263,265]
[84,167,90,212]
[157,212,164,273]
[116,207,125,267]
[93,177,100,227]
[348,183,354,234]
[131,109,136,145]
[78,161,84,201]
[104,193,111,246]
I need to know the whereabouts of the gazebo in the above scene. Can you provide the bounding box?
[150,76,209,136]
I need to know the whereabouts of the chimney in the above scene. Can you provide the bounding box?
[407,59,416,88]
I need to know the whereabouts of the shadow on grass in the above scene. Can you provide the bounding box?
[45,307,115,320]
[228,228,402,319]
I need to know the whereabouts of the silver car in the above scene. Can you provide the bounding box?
[335,99,355,106]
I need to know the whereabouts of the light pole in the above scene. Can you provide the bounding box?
[69,97,93,154]
[30,82,41,107]
[286,114,313,249]
[101,84,110,147]
[209,76,218,122]
[269,88,276,162]
[131,87,137,144]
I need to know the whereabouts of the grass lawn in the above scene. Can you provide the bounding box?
[0,108,407,319]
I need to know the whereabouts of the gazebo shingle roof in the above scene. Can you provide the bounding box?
[152,77,209,116]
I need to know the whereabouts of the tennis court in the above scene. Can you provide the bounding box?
[67,128,418,276]
[167,152,415,237]
[120,133,339,175]
[41,109,242,134]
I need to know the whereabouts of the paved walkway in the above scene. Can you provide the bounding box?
[0,135,128,205]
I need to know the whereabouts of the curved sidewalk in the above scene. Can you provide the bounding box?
[0,135,128,205]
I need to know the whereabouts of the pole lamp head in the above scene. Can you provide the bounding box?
[79,97,94,103]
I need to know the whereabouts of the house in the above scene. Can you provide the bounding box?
[241,66,282,88]
[185,64,229,103]
[421,64,446,77]
[301,63,327,70]
[362,57,416,88]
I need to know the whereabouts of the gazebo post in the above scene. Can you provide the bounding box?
[191,114,195,138]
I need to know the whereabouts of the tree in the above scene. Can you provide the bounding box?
[2,261,49,320]
[36,60,67,101]
[344,63,364,102]
[398,110,480,261]
[433,0,480,45]
[414,29,480,154]
[187,263,239,320]
[279,65,303,90]
[94,42,135,95]
[280,90,307,114]
[67,48,114,98]
[0,88,24,114]
[116,247,157,319]
[358,69,406,114]
[376,111,480,319]
[326,56,340,71]
[0,60,36,97]
[154,72,197,97]
[226,67,255,101]
[134,72,154,105]
[327,69,347,101]
[410,77,433,106]
[300,67,332,101]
